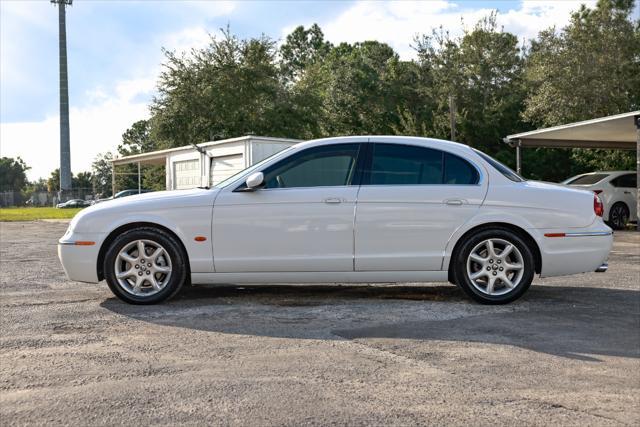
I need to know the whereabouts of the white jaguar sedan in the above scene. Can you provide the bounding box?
[59,136,613,305]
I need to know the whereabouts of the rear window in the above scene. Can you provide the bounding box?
[567,174,609,185]
[473,149,523,182]
[610,174,636,188]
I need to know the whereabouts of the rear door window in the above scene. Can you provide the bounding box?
[610,174,636,188]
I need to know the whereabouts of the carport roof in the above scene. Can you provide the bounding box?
[505,111,639,149]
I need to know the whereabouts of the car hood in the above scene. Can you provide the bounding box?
[70,188,219,232]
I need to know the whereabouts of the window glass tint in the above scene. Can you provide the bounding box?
[473,149,523,182]
[369,144,443,185]
[610,174,636,188]
[568,173,609,185]
[263,144,360,188]
[444,153,479,184]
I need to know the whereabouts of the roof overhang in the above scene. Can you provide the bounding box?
[505,111,639,150]
[111,135,302,167]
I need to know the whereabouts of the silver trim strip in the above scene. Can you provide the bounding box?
[564,231,613,237]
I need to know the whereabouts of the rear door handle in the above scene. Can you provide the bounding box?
[445,199,464,206]
[624,191,631,194]
[323,197,343,204]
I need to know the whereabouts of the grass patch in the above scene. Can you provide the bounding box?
[0,207,83,221]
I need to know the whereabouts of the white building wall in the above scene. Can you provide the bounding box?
[164,136,299,190]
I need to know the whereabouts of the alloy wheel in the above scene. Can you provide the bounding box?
[114,239,172,297]
[466,238,524,296]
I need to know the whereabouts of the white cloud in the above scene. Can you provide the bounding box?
[317,0,596,59]
[0,18,222,181]
[0,78,152,181]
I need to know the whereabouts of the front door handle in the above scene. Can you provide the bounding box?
[323,197,343,204]
[445,199,464,206]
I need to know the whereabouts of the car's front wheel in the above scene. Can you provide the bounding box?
[104,227,187,304]
[453,229,535,304]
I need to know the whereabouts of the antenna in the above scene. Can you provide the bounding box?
[52,0,73,201]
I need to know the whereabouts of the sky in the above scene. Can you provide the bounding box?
[0,0,602,180]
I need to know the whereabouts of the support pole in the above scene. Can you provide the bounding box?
[111,162,115,197]
[449,95,456,142]
[635,115,639,231]
[55,0,72,201]
[138,162,141,194]
[516,142,522,175]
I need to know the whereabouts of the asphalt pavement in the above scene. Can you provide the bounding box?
[1,221,638,426]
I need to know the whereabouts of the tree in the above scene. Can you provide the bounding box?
[523,0,639,178]
[0,157,29,192]
[150,28,298,147]
[92,152,113,198]
[280,24,331,82]
[413,14,526,162]
[47,169,61,193]
[73,171,93,190]
[117,120,165,191]
[309,41,420,136]
[119,120,154,155]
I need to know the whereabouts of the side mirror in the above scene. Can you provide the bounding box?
[245,172,264,190]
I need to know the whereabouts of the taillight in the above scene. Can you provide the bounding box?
[594,194,604,217]
[593,190,603,195]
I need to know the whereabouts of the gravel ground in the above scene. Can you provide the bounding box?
[1,221,638,426]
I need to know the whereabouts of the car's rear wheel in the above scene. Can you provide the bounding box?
[453,229,535,304]
[104,227,187,304]
[607,202,629,230]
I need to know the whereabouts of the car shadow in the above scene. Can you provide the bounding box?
[100,284,640,361]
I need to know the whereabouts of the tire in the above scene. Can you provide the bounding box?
[607,202,629,230]
[453,228,535,304]
[104,227,187,304]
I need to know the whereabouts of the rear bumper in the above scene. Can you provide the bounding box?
[536,224,613,278]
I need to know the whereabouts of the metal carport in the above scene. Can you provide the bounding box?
[504,111,639,230]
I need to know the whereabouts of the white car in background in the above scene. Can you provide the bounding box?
[58,136,613,306]
[562,171,637,230]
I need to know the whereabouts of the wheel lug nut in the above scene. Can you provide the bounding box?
[499,267,504,271]
[146,271,150,275]
[486,266,491,271]
[492,271,497,276]
[497,260,501,264]
[138,272,143,276]
[489,259,493,263]
[148,263,152,267]
[135,264,139,269]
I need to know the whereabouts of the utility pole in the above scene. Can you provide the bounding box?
[52,0,72,201]
[449,95,456,142]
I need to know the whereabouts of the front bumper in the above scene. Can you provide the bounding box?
[58,230,105,283]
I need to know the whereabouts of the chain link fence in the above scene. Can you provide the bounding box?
[0,189,96,207]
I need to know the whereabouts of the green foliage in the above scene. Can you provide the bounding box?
[46,168,93,192]
[92,152,113,198]
[0,157,29,192]
[414,13,526,158]
[136,2,637,184]
[151,27,296,146]
[523,0,639,175]
[280,24,331,82]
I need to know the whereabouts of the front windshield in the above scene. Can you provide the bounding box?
[214,146,296,189]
